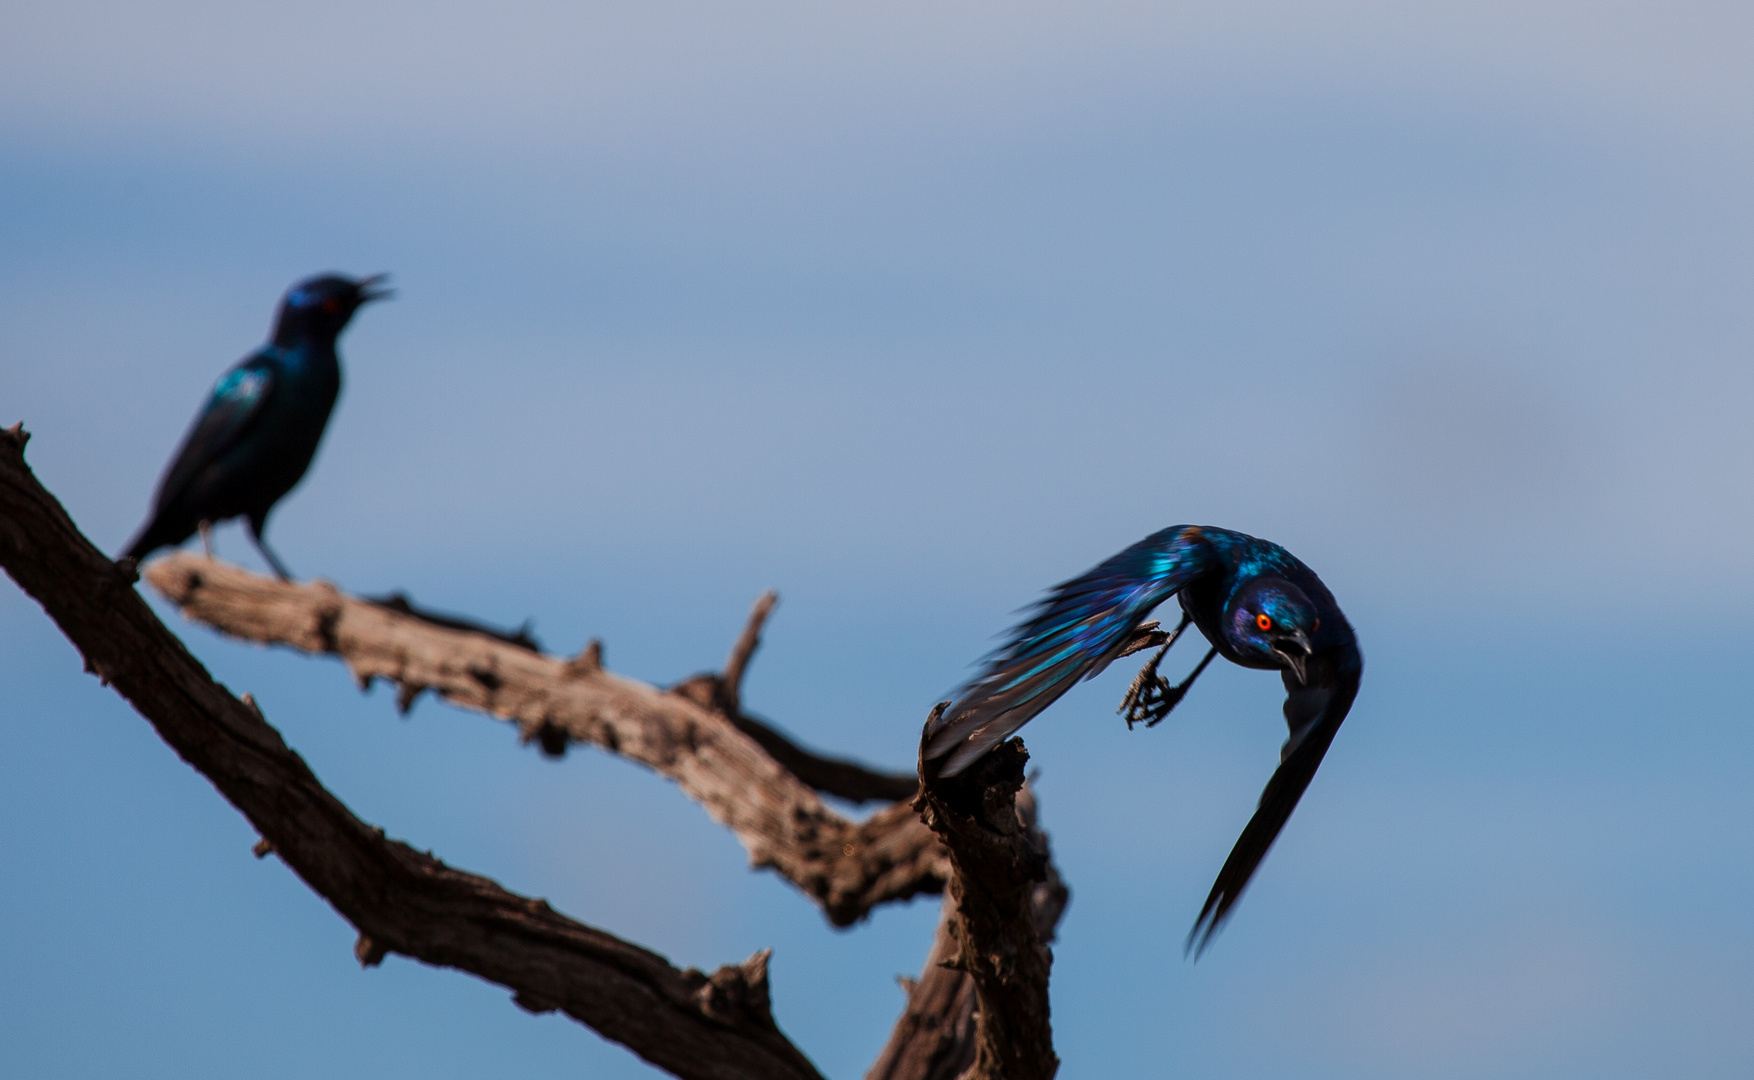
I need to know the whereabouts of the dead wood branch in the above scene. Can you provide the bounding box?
[866,898,979,1080]
[0,425,824,1080]
[908,709,1063,1080]
[727,712,919,806]
[670,590,917,805]
[145,553,945,926]
[721,589,777,713]
[869,770,1069,1080]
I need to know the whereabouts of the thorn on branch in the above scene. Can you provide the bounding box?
[354,933,388,968]
[240,693,265,720]
[395,681,424,715]
[565,639,604,677]
[1,422,28,449]
[252,837,275,858]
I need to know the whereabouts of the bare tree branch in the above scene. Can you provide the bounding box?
[865,899,979,1080]
[721,589,777,713]
[145,553,946,926]
[668,590,917,806]
[723,711,920,806]
[908,709,1062,1080]
[0,425,824,1080]
[868,768,1069,1080]
[677,590,917,805]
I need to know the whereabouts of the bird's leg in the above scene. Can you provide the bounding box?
[246,519,294,582]
[1121,643,1218,729]
[198,520,215,560]
[1117,614,1192,727]
[1119,642,1174,729]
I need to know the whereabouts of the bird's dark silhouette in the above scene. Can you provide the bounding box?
[922,525,1362,956]
[122,273,389,579]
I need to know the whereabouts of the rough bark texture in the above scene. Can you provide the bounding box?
[912,715,1065,1080]
[866,899,981,1080]
[3,420,1069,1080]
[0,426,823,1080]
[145,554,946,927]
[867,772,1068,1080]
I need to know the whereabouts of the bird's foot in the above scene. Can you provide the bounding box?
[1120,676,1185,729]
[1118,646,1184,729]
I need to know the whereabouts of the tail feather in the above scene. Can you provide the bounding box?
[121,511,192,564]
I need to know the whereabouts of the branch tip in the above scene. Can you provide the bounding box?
[252,837,275,859]
[721,590,778,712]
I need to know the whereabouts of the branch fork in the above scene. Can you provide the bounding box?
[0,422,1069,1080]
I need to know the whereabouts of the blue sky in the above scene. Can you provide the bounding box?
[5,3,1754,1077]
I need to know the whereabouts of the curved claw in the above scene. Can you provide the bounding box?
[1119,643,1179,729]
[1119,642,1217,729]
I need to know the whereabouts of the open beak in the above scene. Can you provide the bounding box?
[355,273,394,304]
[1271,630,1313,684]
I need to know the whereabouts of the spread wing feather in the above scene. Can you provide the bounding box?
[923,525,1215,777]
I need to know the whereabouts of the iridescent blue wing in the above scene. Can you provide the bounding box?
[154,355,277,512]
[923,525,1216,777]
[1187,649,1362,957]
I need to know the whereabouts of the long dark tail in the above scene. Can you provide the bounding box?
[121,510,193,564]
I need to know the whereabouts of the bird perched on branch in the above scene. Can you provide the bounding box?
[922,524,1361,955]
[122,273,390,579]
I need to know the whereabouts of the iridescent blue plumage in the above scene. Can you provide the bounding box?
[122,273,389,579]
[922,525,1362,955]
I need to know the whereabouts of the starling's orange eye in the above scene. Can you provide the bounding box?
[1256,613,1273,631]
[322,298,340,313]
[1313,618,1320,631]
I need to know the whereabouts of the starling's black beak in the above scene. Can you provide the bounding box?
[1271,630,1312,684]
[355,274,394,304]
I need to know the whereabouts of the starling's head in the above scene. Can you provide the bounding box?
[273,273,391,345]
[1228,577,1319,682]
